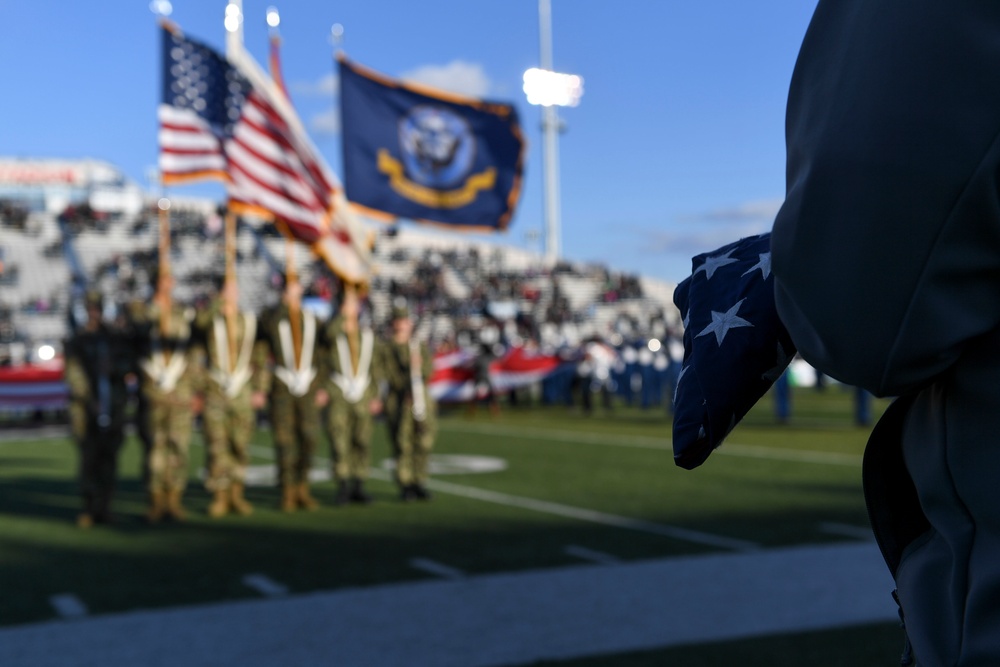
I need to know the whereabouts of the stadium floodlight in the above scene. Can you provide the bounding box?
[149,0,172,17]
[266,6,280,28]
[522,68,584,108]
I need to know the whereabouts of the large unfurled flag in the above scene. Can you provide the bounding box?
[157,23,370,283]
[671,233,796,469]
[339,56,526,231]
[429,346,568,402]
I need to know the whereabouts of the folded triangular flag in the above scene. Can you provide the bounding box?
[672,233,796,469]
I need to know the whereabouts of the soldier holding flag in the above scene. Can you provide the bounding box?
[319,286,383,505]
[195,275,268,518]
[258,275,325,512]
[134,271,201,523]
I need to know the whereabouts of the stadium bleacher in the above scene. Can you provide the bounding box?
[0,197,681,364]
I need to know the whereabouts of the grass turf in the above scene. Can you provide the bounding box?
[0,386,898,665]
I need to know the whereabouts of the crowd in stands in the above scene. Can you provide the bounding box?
[0,199,30,231]
[4,208,686,414]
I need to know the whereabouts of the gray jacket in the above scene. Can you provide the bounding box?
[771,1,1000,665]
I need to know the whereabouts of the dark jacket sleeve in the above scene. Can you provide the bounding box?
[771,0,1000,398]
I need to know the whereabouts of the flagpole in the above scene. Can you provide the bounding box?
[225,0,245,57]
[224,209,239,371]
[157,193,172,340]
[267,7,287,95]
[285,233,303,366]
[263,6,303,365]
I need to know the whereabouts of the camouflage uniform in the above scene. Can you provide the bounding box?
[194,300,267,516]
[318,315,383,503]
[63,304,135,526]
[258,303,323,510]
[134,301,200,521]
[381,336,437,499]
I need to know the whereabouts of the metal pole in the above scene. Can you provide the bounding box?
[538,0,561,266]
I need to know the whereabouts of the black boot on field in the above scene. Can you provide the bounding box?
[400,485,417,502]
[350,479,373,505]
[334,481,351,506]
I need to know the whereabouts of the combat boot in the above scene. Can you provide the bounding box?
[146,490,167,524]
[296,482,320,511]
[229,482,254,516]
[280,485,297,512]
[413,484,432,501]
[165,489,187,522]
[207,488,230,518]
[94,490,115,525]
[334,481,351,506]
[350,479,373,505]
[78,493,95,528]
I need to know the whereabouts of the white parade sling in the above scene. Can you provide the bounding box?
[209,313,257,399]
[331,329,373,404]
[410,340,427,422]
[140,348,188,394]
[275,312,317,397]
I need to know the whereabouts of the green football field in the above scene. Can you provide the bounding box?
[0,387,903,665]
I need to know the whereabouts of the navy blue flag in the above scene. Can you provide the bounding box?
[338,57,526,231]
[672,233,796,469]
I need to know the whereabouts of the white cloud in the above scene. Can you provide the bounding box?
[290,72,339,97]
[638,224,770,255]
[678,198,784,224]
[310,108,340,136]
[400,60,493,98]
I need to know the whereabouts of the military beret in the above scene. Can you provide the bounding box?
[390,304,411,321]
[84,290,103,308]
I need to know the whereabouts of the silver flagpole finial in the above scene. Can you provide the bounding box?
[330,23,345,52]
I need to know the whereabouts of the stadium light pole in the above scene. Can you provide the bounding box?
[524,0,583,267]
[524,0,583,266]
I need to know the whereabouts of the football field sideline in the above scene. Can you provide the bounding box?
[0,540,896,667]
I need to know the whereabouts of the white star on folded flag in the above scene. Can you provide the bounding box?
[694,249,738,280]
[742,252,772,280]
[696,298,754,345]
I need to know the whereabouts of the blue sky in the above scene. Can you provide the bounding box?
[0,0,818,283]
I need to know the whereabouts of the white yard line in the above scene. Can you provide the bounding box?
[409,558,465,580]
[1,542,897,667]
[424,476,761,553]
[241,574,289,598]
[564,545,621,565]
[49,594,88,619]
[440,422,863,467]
[245,445,759,553]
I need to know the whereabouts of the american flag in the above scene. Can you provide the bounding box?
[157,24,369,283]
[671,232,796,469]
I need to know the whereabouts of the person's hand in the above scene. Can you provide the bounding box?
[369,398,383,415]
[251,391,266,410]
[315,388,329,408]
